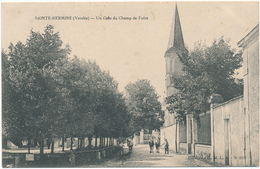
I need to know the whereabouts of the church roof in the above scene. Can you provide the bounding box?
[166,4,186,54]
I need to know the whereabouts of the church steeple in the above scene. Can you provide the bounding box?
[164,3,187,97]
[167,4,185,51]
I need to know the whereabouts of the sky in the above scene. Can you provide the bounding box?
[1,1,259,103]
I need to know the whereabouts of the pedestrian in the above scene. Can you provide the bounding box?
[155,140,160,153]
[127,139,133,153]
[164,139,169,154]
[119,141,124,155]
[149,139,154,153]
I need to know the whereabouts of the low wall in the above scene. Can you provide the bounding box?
[194,144,211,161]
[2,146,121,168]
[160,124,177,151]
[179,143,187,154]
[212,96,244,166]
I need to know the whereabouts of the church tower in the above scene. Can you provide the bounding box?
[165,4,187,97]
[163,4,188,126]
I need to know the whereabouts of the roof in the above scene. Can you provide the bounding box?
[166,4,186,52]
[237,24,259,48]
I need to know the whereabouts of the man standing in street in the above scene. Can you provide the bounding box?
[149,139,154,153]
[161,139,169,154]
[165,139,169,154]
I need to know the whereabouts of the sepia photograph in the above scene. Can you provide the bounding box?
[1,1,259,167]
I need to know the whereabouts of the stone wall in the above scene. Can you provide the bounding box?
[160,124,177,151]
[194,144,211,161]
[179,143,187,154]
[212,96,244,166]
[160,120,187,153]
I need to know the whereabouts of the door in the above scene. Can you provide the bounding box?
[224,119,230,165]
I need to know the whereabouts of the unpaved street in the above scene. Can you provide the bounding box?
[84,144,214,167]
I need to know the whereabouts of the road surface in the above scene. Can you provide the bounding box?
[84,144,214,167]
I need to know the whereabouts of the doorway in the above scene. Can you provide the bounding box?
[224,119,230,165]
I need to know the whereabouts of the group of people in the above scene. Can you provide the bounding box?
[118,138,133,154]
[149,138,169,154]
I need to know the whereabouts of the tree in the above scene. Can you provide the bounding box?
[168,37,243,118]
[2,25,71,153]
[3,24,138,153]
[124,79,164,133]
[165,92,186,153]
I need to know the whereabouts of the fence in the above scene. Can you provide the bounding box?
[2,146,121,168]
[197,112,211,145]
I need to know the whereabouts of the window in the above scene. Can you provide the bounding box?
[170,60,173,72]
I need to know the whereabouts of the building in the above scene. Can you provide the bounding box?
[238,24,259,167]
[210,24,259,166]
[160,4,188,153]
[160,5,259,167]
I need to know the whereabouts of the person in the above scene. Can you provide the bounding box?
[155,140,160,153]
[119,141,124,155]
[164,139,169,154]
[149,139,154,153]
[127,139,133,153]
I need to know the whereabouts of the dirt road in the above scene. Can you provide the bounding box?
[84,144,213,167]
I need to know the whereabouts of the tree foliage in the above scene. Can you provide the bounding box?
[2,25,131,151]
[124,79,164,132]
[2,25,71,146]
[166,37,243,119]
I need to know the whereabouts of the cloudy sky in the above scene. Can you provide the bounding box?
[1,1,259,102]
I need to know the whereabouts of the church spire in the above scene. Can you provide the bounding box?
[167,4,185,50]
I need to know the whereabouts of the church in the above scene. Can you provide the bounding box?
[160,4,212,155]
[160,4,259,167]
[160,3,189,154]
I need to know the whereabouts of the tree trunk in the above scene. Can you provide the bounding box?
[40,138,44,154]
[106,137,109,147]
[82,137,85,148]
[34,139,38,147]
[88,136,93,147]
[78,137,80,149]
[70,137,73,150]
[103,137,106,147]
[175,122,178,153]
[51,141,54,154]
[62,136,65,152]
[80,137,83,149]
[28,138,31,154]
[94,136,97,148]
[99,136,102,148]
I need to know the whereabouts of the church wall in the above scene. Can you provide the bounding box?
[173,57,183,74]
[160,124,177,152]
[165,52,178,74]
